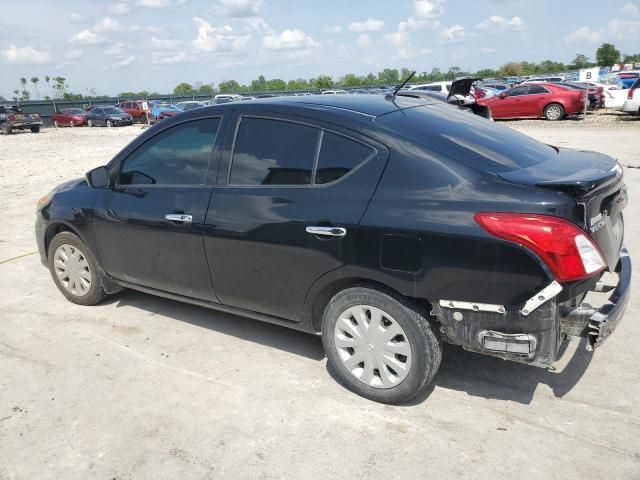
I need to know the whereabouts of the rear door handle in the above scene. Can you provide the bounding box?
[165,214,192,223]
[306,226,347,237]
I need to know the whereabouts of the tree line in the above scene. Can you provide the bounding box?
[8,43,640,102]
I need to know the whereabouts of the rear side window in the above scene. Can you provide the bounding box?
[377,104,556,173]
[229,117,318,186]
[507,87,527,97]
[315,132,375,184]
[528,85,549,94]
[119,118,220,185]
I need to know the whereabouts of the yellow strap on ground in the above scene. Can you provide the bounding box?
[0,251,38,265]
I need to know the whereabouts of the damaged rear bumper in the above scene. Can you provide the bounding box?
[433,246,631,368]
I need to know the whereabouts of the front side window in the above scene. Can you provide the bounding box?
[93,108,103,114]
[229,117,318,186]
[119,118,220,186]
[315,132,375,184]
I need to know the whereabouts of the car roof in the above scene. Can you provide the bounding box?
[235,94,435,117]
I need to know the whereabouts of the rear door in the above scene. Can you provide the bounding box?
[92,117,224,300]
[522,85,551,117]
[203,111,388,321]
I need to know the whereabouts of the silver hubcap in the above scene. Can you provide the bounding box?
[334,305,412,389]
[88,120,92,127]
[53,244,92,297]
[547,105,562,119]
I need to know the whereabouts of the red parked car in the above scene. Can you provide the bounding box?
[51,108,88,127]
[477,83,585,120]
[116,100,150,123]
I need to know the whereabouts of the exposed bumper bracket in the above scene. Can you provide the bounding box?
[521,281,563,316]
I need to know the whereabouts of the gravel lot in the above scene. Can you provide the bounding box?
[1,112,639,479]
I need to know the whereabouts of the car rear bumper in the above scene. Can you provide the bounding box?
[10,121,43,128]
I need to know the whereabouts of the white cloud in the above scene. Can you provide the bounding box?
[441,24,465,42]
[348,18,384,33]
[399,17,439,31]
[263,29,318,50]
[105,43,125,55]
[215,0,263,17]
[145,25,164,33]
[325,25,343,34]
[562,26,602,44]
[65,49,84,60]
[108,2,132,15]
[151,37,179,49]
[622,2,640,16]
[69,29,106,45]
[152,51,189,64]
[137,0,170,7]
[2,45,52,65]
[476,15,525,30]
[245,18,272,33]
[606,18,640,39]
[383,31,410,48]
[413,0,445,19]
[117,55,136,67]
[480,46,496,53]
[192,17,251,52]
[69,12,92,23]
[95,16,121,32]
[356,34,372,48]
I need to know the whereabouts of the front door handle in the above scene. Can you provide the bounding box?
[306,226,347,237]
[165,213,192,223]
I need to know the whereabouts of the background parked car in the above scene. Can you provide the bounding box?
[86,106,133,127]
[116,100,150,123]
[622,76,640,115]
[476,83,584,120]
[150,103,183,122]
[0,104,42,134]
[176,101,208,111]
[552,82,602,109]
[51,108,88,127]
[408,81,451,93]
[521,76,565,84]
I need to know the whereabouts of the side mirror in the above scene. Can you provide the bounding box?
[499,92,507,99]
[86,166,110,189]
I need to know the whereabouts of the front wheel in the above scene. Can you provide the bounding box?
[87,119,93,127]
[544,103,565,121]
[2,124,11,135]
[140,114,148,124]
[48,232,108,306]
[106,120,113,127]
[322,287,442,404]
[30,126,40,133]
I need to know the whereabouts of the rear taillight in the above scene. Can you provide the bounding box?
[474,213,606,282]
[7,114,15,121]
[628,87,636,100]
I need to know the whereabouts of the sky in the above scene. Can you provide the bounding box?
[1,0,639,98]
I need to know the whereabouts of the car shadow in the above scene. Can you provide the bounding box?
[105,289,591,405]
[106,289,325,361]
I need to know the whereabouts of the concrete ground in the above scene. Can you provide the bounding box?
[1,115,639,479]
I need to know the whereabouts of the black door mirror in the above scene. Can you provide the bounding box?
[86,166,110,189]
[499,92,507,99]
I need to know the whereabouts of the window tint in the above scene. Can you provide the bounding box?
[230,117,318,186]
[93,108,103,114]
[527,85,549,94]
[315,132,374,184]
[120,118,220,186]
[507,87,527,97]
[377,104,556,174]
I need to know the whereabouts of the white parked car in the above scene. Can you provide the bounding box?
[521,76,565,83]
[408,81,452,94]
[622,79,640,114]
[321,89,348,95]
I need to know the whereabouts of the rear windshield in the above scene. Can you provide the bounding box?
[376,104,556,173]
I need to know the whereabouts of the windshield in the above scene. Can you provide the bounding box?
[376,104,556,173]
[103,108,122,114]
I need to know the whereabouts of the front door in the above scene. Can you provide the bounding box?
[491,86,528,118]
[92,117,222,301]
[203,112,388,321]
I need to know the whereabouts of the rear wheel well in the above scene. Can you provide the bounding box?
[310,278,431,333]
[44,223,79,258]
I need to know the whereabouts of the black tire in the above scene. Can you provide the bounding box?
[87,119,93,127]
[321,287,442,404]
[2,123,11,135]
[140,114,148,124]
[544,103,565,121]
[106,120,113,128]
[53,120,59,128]
[31,126,40,133]
[47,232,108,306]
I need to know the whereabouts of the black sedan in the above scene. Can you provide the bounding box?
[86,106,133,127]
[35,94,630,404]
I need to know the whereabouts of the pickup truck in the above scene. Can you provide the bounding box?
[0,105,43,134]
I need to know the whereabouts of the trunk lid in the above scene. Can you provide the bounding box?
[498,148,626,270]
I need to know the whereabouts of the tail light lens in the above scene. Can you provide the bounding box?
[628,87,636,100]
[7,114,15,121]
[474,213,606,282]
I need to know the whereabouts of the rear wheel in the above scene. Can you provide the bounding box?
[87,119,93,127]
[30,126,40,133]
[69,120,75,127]
[544,103,565,121]
[53,120,59,128]
[106,120,113,128]
[322,287,441,404]
[2,124,11,135]
[48,232,107,306]
[140,114,148,124]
